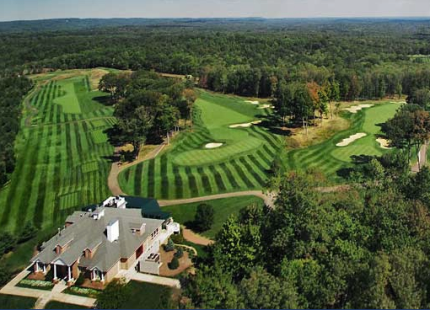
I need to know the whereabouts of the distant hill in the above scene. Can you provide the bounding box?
[2,17,430,33]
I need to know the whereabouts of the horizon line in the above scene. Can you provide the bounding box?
[2,15,430,23]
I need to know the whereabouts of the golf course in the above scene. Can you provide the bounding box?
[118,90,283,199]
[0,69,116,232]
[285,101,402,180]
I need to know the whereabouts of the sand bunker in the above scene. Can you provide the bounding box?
[229,120,262,128]
[258,104,275,109]
[245,100,260,105]
[336,133,367,147]
[376,138,391,149]
[205,143,223,149]
[345,104,374,114]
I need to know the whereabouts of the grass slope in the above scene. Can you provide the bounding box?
[120,281,173,309]
[119,90,282,199]
[285,102,401,181]
[0,69,115,232]
[0,294,36,309]
[163,196,264,239]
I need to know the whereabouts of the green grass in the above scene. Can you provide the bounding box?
[120,281,173,309]
[163,196,264,239]
[44,301,88,309]
[54,79,82,114]
[0,70,115,232]
[285,102,401,181]
[119,90,282,199]
[0,294,36,309]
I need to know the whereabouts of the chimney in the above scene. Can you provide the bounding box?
[107,219,119,242]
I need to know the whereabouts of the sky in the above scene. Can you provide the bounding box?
[1,0,430,22]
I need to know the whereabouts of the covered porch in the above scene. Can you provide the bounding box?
[51,258,77,284]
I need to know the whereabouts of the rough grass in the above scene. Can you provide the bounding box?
[0,70,115,232]
[285,102,401,182]
[119,90,283,199]
[163,196,264,239]
[0,294,36,309]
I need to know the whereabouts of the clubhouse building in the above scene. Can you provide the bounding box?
[30,196,180,284]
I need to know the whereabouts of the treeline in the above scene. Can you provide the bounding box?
[0,76,32,186]
[102,71,195,152]
[3,20,430,101]
[181,161,430,308]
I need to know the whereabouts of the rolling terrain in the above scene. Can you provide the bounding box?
[119,91,283,199]
[0,69,115,231]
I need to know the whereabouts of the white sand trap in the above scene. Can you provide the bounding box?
[336,133,367,147]
[205,143,223,149]
[245,100,260,105]
[345,104,374,114]
[258,104,274,109]
[376,138,391,149]
[229,120,262,128]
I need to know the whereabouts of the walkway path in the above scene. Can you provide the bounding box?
[158,190,274,208]
[412,142,429,173]
[118,269,181,289]
[0,267,96,309]
[182,228,213,246]
[108,143,167,196]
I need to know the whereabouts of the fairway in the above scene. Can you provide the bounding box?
[0,69,115,232]
[119,90,282,199]
[285,102,401,180]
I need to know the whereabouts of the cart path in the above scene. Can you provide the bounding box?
[412,141,429,173]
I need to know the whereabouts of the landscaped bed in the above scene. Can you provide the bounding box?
[17,279,54,290]
[64,286,101,298]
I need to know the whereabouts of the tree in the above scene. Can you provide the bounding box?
[238,267,299,309]
[164,238,175,252]
[168,256,179,270]
[194,203,215,232]
[183,88,197,123]
[382,104,430,167]
[407,88,430,108]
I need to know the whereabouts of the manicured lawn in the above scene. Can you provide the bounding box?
[0,69,115,232]
[285,102,401,181]
[0,294,36,309]
[119,90,282,199]
[44,301,88,309]
[120,281,173,309]
[163,196,264,239]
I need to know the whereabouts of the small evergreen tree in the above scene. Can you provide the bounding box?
[174,248,184,259]
[164,238,175,252]
[194,203,215,232]
[168,257,179,270]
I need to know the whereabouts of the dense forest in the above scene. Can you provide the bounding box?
[102,70,195,149]
[182,161,430,308]
[0,76,32,186]
[2,18,430,102]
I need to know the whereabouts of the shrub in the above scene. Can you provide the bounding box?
[163,239,175,252]
[168,257,179,270]
[174,248,184,259]
[75,273,85,286]
[18,222,38,243]
[170,232,184,244]
[194,203,215,232]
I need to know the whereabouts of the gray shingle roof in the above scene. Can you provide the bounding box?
[31,208,164,272]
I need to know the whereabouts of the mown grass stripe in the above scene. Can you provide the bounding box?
[219,163,240,189]
[208,165,227,191]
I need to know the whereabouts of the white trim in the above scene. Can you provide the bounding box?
[52,258,67,266]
